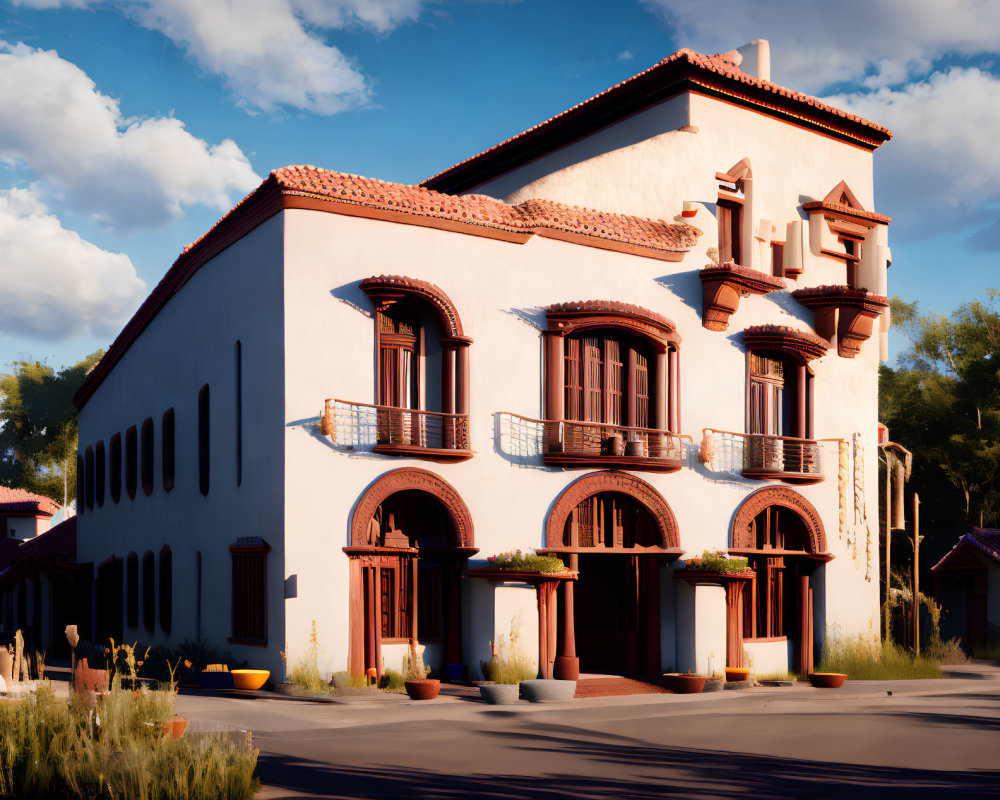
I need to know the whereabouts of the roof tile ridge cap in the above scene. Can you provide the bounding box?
[516,197,675,228]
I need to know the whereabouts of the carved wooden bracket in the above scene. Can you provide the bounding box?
[791,285,888,358]
[700,262,784,332]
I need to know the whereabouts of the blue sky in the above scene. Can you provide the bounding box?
[1,0,998,370]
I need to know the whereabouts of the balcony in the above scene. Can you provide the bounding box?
[501,413,689,472]
[323,399,472,461]
[700,429,824,485]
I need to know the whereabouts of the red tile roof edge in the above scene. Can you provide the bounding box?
[74,167,701,410]
[18,516,76,560]
[0,486,59,516]
[931,528,1000,571]
[422,48,893,193]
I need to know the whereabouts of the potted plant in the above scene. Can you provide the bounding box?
[403,641,439,700]
[725,667,750,682]
[809,672,847,688]
[703,673,725,692]
[479,617,535,705]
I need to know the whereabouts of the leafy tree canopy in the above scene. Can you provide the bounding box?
[880,294,1000,562]
[0,352,103,505]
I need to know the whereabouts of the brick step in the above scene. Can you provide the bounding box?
[574,676,672,698]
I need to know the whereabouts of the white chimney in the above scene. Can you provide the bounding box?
[737,39,770,82]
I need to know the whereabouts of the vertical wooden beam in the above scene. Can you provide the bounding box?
[795,363,807,439]
[913,493,921,655]
[725,579,745,668]
[536,584,549,679]
[545,331,564,452]
[658,350,671,432]
[348,558,364,677]
[554,555,579,680]
[799,573,811,675]
[455,343,471,416]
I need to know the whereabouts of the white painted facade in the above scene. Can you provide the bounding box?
[75,45,890,681]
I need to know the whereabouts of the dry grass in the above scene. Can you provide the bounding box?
[0,679,258,799]
[817,635,943,680]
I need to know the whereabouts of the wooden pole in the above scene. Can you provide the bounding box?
[913,493,920,655]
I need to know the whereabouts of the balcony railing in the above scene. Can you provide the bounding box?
[323,399,471,460]
[699,429,824,484]
[500,413,690,472]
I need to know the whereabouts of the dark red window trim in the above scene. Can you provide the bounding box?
[231,539,269,644]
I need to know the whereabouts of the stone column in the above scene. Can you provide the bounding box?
[554,555,579,680]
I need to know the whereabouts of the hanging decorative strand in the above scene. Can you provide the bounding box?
[853,432,873,581]
[838,440,849,545]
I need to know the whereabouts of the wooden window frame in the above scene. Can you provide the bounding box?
[717,196,743,265]
[230,539,270,646]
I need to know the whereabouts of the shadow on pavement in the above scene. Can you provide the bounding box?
[256,727,1000,799]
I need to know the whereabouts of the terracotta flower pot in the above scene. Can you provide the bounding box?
[809,672,847,689]
[725,667,750,682]
[404,679,440,700]
[665,674,707,694]
[163,718,188,739]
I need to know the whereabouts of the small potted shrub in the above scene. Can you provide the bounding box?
[403,642,439,701]
[479,617,535,705]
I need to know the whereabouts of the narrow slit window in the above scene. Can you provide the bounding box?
[162,408,175,492]
[236,341,242,487]
[159,545,172,634]
[126,552,139,630]
[142,551,155,632]
[198,384,210,496]
[125,425,138,500]
[84,446,95,510]
[141,417,154,496]
[109,433,122,504]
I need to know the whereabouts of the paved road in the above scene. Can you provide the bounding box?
[175,663,1000,799]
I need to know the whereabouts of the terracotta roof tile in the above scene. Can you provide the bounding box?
[932,528,1000,571]
[0,487,59,516]
[19,516,76,560]
[423,48,892,191]
[547,300,677,333]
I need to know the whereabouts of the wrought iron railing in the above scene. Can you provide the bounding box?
[699,428,823,481]
[323,399,470,452]
[501,413,689,467]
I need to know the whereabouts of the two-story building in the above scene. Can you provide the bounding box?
[72,40,893,686]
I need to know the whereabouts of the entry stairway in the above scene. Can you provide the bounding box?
[573,674,671,699]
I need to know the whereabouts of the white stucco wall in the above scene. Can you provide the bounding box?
[77,216,286,674]
[744,638,789,676]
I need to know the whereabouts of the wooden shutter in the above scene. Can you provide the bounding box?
[632,348,649,429]
[605,338,622,425]
[564,338,582,421]
[718,203,732,262]
[583,337,603,422]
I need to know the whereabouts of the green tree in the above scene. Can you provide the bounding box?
[0,352,103,506]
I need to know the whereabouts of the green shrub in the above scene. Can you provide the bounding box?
[486,550,565,574]
[0,681,258,799]
[817,634,943,680]
[681,550,750,574]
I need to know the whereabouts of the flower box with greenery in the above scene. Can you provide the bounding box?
[479,617,536,705]
[403,642,439,701]
[484,550,567,575]
[680,550,751,575]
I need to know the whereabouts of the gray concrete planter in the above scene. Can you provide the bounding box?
[479,683,519,705]
[520,679,577,703]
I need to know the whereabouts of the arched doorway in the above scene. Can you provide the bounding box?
[347,469,475,679]
[730,487,830,675]
[544,472,681,677]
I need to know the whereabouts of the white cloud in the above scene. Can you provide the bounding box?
[643,0,1000,92]
[617,49,634,62]
[0,41,260,232]
[825,68,1000,220]
[17,0,431,114]
[0,187,146,340]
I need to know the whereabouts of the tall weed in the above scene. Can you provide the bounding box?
[818,634,943,680]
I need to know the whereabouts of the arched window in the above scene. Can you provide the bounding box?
[142,551,155,632]
[126,552,139,630]
[141,417,154,496]
[743,506,810,639]
[109,433,122,504]
[159,545,172,634]
[162,408,175,492]
[95,440,106,507]
[542,302,681,470]
[125,425,138,500]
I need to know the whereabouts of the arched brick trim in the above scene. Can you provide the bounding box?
[730,486,827,554]
[743,324,829,363]
[360,275,466,339]
[545,471,680,550]
[546,300,679,349]
[350,468,473,548]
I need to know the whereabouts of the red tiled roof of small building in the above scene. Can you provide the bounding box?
[423,48,893,192]
[931,528,1000,571]
[0,486,59,516]
[19,516,76,560]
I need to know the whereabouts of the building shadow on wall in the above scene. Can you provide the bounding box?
[255,724,1000,799]
[654,269,703,317]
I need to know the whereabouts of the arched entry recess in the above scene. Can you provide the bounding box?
[541,472,683,679]
[346,469,476,679]
[729,487,832,675]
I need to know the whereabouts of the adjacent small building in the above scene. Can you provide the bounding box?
[932,528,1000,653]
[71,41,894,684]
